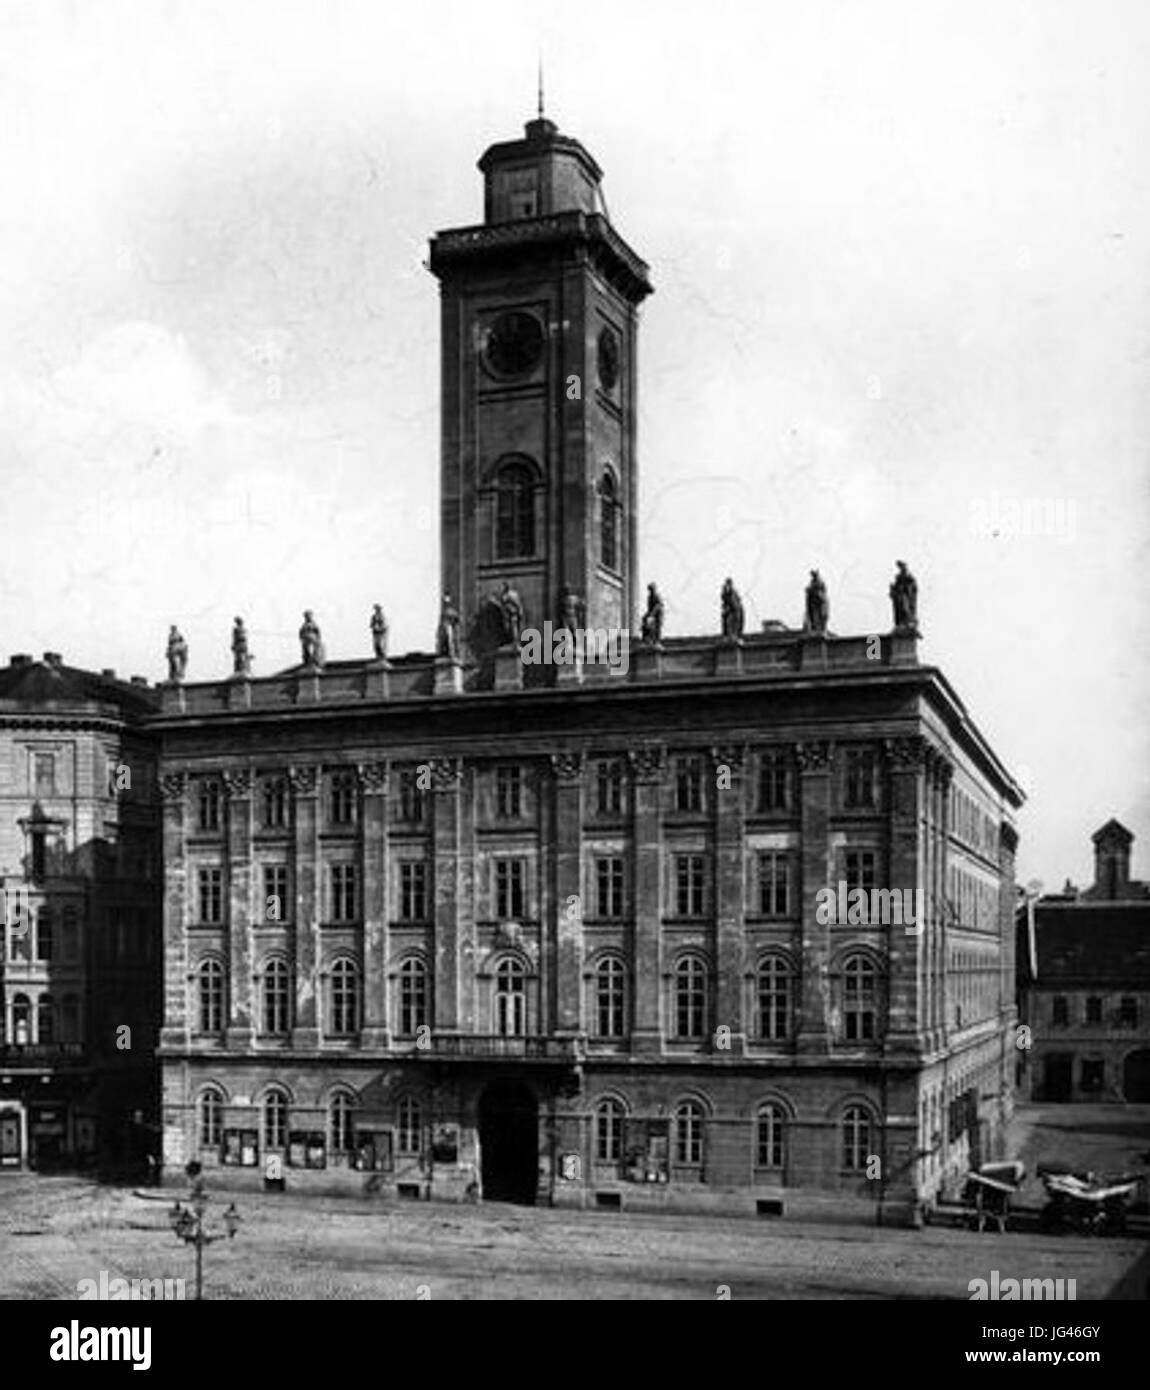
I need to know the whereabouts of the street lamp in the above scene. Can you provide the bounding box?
[168,1181,242,1300]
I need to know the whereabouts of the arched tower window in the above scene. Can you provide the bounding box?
[599,470,619,571]
[495,459,537,559]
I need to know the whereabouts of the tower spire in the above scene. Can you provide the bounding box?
[537,55,544,119]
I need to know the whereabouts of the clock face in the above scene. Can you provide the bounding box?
[597,326,620,392]
[482,311,544,379]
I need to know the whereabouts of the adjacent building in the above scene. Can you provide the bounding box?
[153,113,1025,1223]
[1017,819,1150,1103]
[0,654,161,1171]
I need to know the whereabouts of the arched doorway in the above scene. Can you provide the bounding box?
[478,1080,538,1205]
[1123,1050,1150,1102]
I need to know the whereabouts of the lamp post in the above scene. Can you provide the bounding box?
[168,1179,241,1300]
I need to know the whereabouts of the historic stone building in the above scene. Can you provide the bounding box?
[154,113,1024,1222]
[1016,820,1150,1103]
[0,654,161,1171]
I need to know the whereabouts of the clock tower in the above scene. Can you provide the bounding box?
[428,114,652,679]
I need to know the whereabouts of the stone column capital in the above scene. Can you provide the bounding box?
[550,752,584,783]
[287,764,319,795]
[796,740,833,774]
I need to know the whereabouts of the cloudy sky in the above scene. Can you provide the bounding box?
[0,0,1146,885]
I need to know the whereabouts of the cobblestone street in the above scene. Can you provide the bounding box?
[1,1181,1144,1300]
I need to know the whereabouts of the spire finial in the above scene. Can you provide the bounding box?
[537,54,545,119]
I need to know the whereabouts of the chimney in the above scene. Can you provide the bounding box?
[43,652,63,669]
[10,654,31,667]
[130,675,148,687]
[101,669,117,679]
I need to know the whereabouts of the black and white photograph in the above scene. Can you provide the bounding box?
[0,0,1148,1345]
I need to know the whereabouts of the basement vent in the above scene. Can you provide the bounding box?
[756,1199,784,1218]
[595,1191,622,1209]
[397,1183,421,1200]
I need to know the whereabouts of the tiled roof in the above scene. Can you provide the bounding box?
[1033,902,1150,985]
[0,659,157,717]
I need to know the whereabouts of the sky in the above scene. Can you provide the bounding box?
[0,0,1147,887]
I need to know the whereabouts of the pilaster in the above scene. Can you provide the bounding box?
[712,743,747,1055]
[222,769,253,1049]
[159,772,189,1050]
[629,745,664,1053]
[289,764,321,1049]
[884,736,927,1057]
[360,761,389,1048]
[551,752,584,1035]
[796,740,833,1054]
[432,757,462,1032]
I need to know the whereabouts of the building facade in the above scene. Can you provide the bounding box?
[0,654,161,1171]
[155,114,1024,1222]
[1017,820,1150,1103]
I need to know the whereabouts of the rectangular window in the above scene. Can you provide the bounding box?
[1085,996,1102,1024]
[398,767,426,824]
[495,859,525,920]
[844,851,877,894]
[1119,997,1138,1028]
[674,757,704,814]
[330,864,359,923]
[197,781,221,833]
[198,868,223,924]
[595,857,625,918]
[1051,995,1069,1027]
[757,751,791,813]
[329,771,357,827]
[262,778,288,830]
[33,752,56,797]
[844,749,877,810]
[595,760,624,816]
[399,862,428,922]
[675,854,706,917]
[495,765,522,819]
[262,865,289,922]
[30,830,47,881]
[758,853,790,916]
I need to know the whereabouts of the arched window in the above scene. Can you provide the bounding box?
[36,908,54,963]
[12,994,31,1046]
[757,956,791,1041]
[60,994,80,1044]
[495,459,536,559]
[199,1088,223,1148]
[674,1100,704,1166]
[756,1103,785,1169]
[595,957,626,1038]
[37,994,56,1044]
[198,959,225,1034]
[600,470,619,571]
[843,955,877,1041]
[399,958,428,1037]
[329,959,360,1036]
[397,1096,423,1154]
[495,958,527,1037]
[263,1088,289,1150]
[330,1092,356,1153]
[595,1097,625,1162]
[842,1106,872,1171]
[263,958,292,1036]
[674,957,708,1039]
